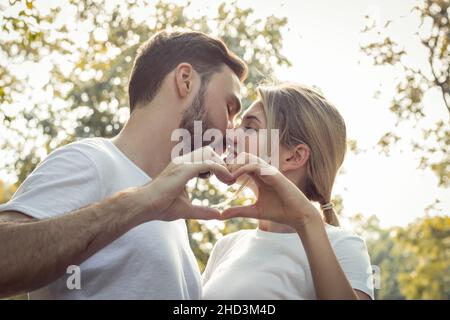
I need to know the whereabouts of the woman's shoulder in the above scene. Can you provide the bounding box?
[325,225,374,299]
[325,224,367,247]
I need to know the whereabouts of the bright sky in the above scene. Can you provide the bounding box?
[1,0,448,228]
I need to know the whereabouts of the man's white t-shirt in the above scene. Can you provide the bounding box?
[0,137,201,299]
[202,226,374,300]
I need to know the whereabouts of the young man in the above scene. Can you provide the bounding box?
[0,31,247,299]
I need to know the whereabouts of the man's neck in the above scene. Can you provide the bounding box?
[111,104,180,179]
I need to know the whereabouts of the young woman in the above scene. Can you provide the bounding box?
[202,83,374,300]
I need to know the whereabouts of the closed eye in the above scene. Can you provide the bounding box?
[243,125,258,132]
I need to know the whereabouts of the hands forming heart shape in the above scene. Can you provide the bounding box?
[140,146,320,230]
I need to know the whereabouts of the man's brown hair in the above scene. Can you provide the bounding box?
[128,30,248,112]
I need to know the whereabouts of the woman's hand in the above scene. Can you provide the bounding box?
[221,152,321,228]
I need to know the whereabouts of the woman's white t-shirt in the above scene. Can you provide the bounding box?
[202,226,374,299]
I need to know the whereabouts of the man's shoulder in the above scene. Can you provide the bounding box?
[0,138,110,219]
[58,137,110,156]
[51,137,116,166]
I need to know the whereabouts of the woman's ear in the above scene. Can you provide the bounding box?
[280,143,310,172]
[175,63,194,98]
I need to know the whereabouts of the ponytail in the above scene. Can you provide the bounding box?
[322,206,340,226]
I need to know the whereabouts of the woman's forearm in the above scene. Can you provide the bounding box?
[294,213,358,300]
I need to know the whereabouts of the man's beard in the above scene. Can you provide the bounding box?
[178,82,225,153]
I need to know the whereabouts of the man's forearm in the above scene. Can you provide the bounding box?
[0,187,149,298]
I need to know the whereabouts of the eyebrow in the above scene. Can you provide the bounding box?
[243,114,261,124]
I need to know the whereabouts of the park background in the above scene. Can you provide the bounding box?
[0,0,449,299]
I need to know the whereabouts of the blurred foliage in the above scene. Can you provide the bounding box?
[359,1,450,298]
[352,213,450,299]
[396,215,450,299]
[0,179,17,203]
[361,0,449,187]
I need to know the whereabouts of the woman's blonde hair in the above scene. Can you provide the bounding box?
[258,82,347,226]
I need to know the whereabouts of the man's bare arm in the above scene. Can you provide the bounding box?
[0,188,147,298]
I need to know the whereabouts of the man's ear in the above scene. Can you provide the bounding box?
[175,63,194,98]
[280,143,310,172]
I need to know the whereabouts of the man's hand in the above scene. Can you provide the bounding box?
[136,146,235,222]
